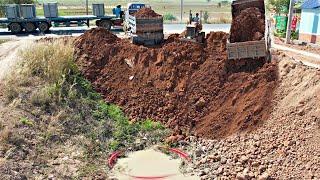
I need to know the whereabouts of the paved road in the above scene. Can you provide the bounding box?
[0,24,231,40]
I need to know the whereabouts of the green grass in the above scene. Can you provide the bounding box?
[20,117,34,126]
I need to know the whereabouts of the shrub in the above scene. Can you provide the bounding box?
[163,13,176,21]
[203,11,209,23]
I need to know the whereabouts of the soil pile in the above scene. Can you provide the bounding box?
[74,28,278,138]
[230,7,265,42]
[134,8,161,18]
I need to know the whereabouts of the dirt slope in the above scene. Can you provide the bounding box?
[183,54,320,179]
[74,28,278,138]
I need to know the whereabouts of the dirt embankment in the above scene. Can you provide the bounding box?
[74,28,278,139]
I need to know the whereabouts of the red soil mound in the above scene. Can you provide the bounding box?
[134,8,161,18]
[230,7,265,42]
[74,28,278,139]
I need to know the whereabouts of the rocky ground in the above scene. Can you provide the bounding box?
[180,53,320,179]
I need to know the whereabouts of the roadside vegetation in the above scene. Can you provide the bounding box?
[0,38,168,178]
[0,0,34,17]
[0,39,9,44]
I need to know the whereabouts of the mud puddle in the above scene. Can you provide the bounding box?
[111,148,199,180]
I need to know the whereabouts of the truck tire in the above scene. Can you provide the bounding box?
[25,22,36,33]
[99,20,112,30]
[96,20,101,26]
[38,22,50,32]
[10,23,22,34]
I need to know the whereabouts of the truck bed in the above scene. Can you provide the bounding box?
[227,40,266,59]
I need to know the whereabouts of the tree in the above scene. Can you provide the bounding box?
[163,13,177,22]
[268,0,290,14]
[0,0,35,17]
[203,11,209,23]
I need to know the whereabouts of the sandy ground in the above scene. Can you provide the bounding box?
[0,40,34,81]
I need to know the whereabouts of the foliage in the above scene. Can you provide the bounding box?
[163,13,176,21]
[203,11,209,23]
[20,117,34,126]
[0,40,9,44]
[291,30,299,40]
[274,29,299,40]
[268,0,290,14]
[0,0,35,17]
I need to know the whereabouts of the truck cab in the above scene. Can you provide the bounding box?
[125,3,147,19]
[123,3,148,32]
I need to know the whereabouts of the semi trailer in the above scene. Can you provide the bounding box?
[0,3,122,34]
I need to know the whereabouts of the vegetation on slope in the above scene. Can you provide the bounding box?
[0,38,167,178]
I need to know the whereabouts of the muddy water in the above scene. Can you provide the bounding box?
[111,148,199,180]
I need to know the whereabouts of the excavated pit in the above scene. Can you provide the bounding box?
[74,28,278,139]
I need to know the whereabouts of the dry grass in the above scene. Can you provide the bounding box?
[211,16,232,24]
[0,37,167,178]
[0,39,9,45]
[18,39,75,84]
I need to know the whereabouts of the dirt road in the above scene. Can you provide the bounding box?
[0,40,33,81]
[273,43,320,69]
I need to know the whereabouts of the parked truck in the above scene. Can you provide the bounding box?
[123,3,164,46]
[0,3,122,33]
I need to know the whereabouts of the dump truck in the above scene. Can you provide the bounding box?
[226,0,271,61]
[0,3,122,33]
[123,3,164,46]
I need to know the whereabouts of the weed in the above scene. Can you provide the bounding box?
[0,39,9,44]
[140,119,164,131]
[0,127,11,143]
[20,117,33,126]
[19,39,75,83]
[30,87,52,107]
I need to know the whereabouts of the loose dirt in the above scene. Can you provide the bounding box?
[230,7,265,42]
[134,8,161,18]
[74,28,278,139]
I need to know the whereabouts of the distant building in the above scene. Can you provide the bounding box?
[299,0,320,43]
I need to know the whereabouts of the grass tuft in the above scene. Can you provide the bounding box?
[20,117,34,126]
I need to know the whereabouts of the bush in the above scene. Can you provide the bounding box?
[203,11,209,23]
[163,13,176,21]
[0,0,35,17]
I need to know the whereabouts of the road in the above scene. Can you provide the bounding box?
[0,24,231,40]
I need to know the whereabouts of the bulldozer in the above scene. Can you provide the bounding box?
[181,10,205,44]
